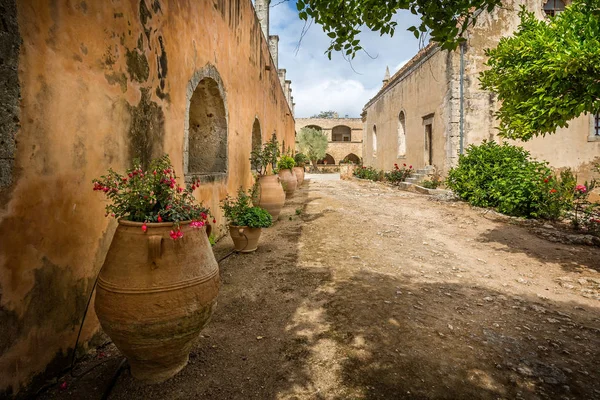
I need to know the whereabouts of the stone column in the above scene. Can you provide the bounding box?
[254,0,269,39]
[278,69,286,90]
[268,35,279,70]
[284,80,291,105]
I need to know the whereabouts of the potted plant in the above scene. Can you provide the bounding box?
[92,155,220,383]
[221,187,273,252]
[250,135,286,221]
[277,154,297,197]
[293,153,308,186]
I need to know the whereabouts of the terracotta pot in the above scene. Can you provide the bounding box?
[293,166,305,186]
[278,169,297,198]
[228,225,262,252]
[253,175,285,221]
[95,220,220,383]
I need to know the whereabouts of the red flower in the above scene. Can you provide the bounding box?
[544,178,549,183]
[409,165,413,169]
[59,381,68,390]
[170,230,183,240]
[213,218,216,223]
[550,188,557,194]
[403,163,407,167]
[157,215,162,223]
[141,223,147,233]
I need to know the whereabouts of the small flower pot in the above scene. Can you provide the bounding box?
[228,225,262,252]
[95,220,220,384]
[278,168,297,198]
[253,175,285,221]
[293,166,305,186]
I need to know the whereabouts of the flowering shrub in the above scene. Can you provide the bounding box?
[446,141,574,219]
[354,166,383,181]
[221,187,273,228]
[93,155,212,239]
[385,163,413,183]
[570,179,600,236]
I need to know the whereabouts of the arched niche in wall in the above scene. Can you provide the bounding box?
[398,111,406,158]
[184,64,228,182]
[332,125,352,142]
[305,125,322,131]
[252,117,262,153]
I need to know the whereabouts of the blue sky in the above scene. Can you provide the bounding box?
[268,1,424,118]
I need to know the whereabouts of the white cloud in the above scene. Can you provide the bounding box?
[269,1,424,118]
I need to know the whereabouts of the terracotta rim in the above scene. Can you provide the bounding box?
[118,219,193,227]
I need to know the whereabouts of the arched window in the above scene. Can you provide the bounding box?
[305,125,322,131]
[252,118,262,153]
[398,111,406,157]
[544,0,565,17]
[332,125,352,142]
[185,65,228,179]
[372,125,378,156]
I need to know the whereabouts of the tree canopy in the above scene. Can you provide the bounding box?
[297,127,328,170]
[296,0,502,58]
[480,0,600,141]
[311,110,339,119]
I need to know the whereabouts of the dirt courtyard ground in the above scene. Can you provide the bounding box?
[39,176,600,399]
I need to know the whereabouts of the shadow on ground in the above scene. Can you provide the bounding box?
[478,224,600,273]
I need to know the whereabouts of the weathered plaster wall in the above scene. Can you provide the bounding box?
[362,48,452,173]
[0,0,295,395]
[295,118,363,164]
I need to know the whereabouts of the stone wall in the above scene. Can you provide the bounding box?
[362,0,600,183]
[295,118,363,164]
[0,0,295,395]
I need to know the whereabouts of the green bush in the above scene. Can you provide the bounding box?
[354,166,383,181]
[294,153,309,166]
[277,155,296,171]
[446,141,573,219]
[421,179,442,189]
[221,187,272,228]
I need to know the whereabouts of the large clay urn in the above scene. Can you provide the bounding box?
[229,225,262,253]
[253,175,285,221]
[292,166,305,186]
[95,220,220,383]
[278,169,297,198]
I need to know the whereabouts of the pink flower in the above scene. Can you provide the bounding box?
[157,215,162,223]
[190,221,204,229]
[170,230,184,240]
[141,223,147,232]
[177,187,183,193]
[153,170,157,175]
[166,205,172,210]
[201,212,207,220]
[59,381,68,390]
[575,185,587,193]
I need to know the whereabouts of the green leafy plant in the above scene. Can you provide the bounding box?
[93,155,212,239]
[296,127,328,171]
[385,163,413,183]
[354,166,384,181]
[570,179,600,236]
[421,179,441,189]
[480,0,600,140]
[277,155,296,171]
[250,134,281,175]
[446,141,574,219]
[221,187,273,228]
[294,152,309,167]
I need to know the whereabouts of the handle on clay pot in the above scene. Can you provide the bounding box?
[148,235,163,265]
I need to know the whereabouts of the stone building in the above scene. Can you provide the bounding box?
[295,118,363,165]
[361,0,600,183]
[0,0,294,395]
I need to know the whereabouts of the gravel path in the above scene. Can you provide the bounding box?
[39,177,600,400]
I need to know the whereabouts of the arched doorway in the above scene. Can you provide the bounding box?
[342,153,360,164]
[318,154,335,165]
[252,118,262,153]
[398,111,406,157]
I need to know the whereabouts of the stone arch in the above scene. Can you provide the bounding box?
[184,64,228,179]
[318,153,335,165]
[332,125,352,142]
[372,124,378,155]
[342,153,360,164]
[398,110,406,157]
[252,117,262,153]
